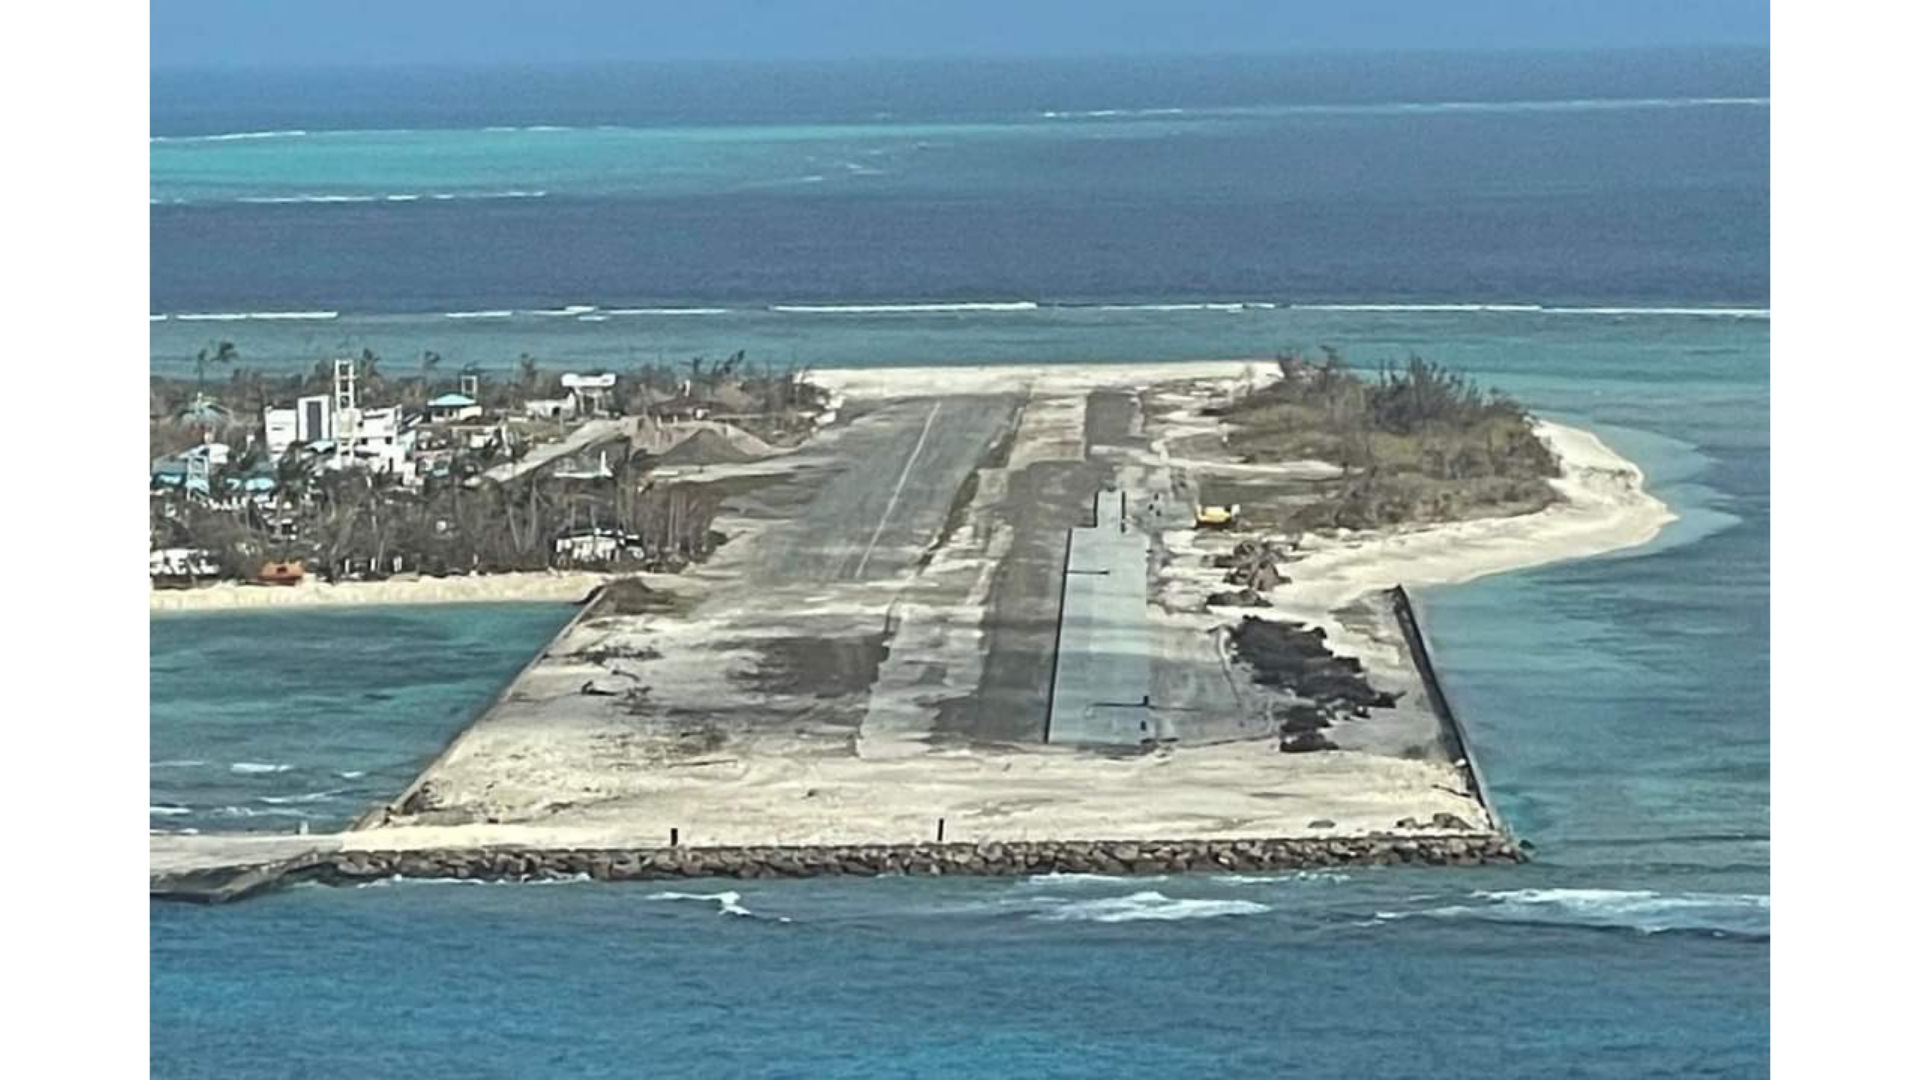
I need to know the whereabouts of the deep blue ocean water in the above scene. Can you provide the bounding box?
[151,51,1767,1077]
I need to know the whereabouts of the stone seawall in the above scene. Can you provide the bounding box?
[153,835,1525,902]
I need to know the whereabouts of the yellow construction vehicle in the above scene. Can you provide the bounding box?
[1194,504,1239,529]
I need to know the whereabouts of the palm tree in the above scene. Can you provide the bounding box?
[358,348,384,396]
[194,340,238,395]
[415,350,442,407]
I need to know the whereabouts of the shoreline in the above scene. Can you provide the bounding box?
[150,365,1676,890]
[1221,418,1677,619]
[149,570,609,613]
[152,835,1525,903]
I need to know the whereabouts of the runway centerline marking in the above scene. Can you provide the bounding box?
[853,400,943,579]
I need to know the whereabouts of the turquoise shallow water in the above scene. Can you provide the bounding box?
[150,51,1766,1077]
[150,604,576,833]
[149,312,1768,1076]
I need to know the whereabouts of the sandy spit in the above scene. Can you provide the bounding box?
[150,571,608,613]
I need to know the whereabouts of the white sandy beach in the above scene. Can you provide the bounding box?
[149,570,608,613]
[1159,418,1676,618]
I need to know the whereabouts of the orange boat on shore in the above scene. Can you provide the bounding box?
[254,560,306,586]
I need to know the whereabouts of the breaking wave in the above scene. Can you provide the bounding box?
[357,872,593,888]
[1032,890,1270,924]
[149,805,193,817]
[150,96,1766,149]
[648,890,790,922]
[258,789,348,805]
[1017,872,1158,888]
[1091,301,1278,312]
[1288,303,1768,319]
[1038,97,1763,122]
[1376,888,1769,939]
[1040,106,1189,119]
[228,761,291,774]
[151,129,311,143]
[232,190,547,205]
[174,311,338,322]
[770,301,1040,314]
[150,759,206,769]
[152,299,1769,323]
[1211,870,1351,886]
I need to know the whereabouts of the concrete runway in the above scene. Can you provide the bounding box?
[747,395,1018,585]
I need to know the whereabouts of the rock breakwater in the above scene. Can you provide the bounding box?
[153,835,1525,902]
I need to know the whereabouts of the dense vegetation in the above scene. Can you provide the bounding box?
[1216,349,1559,530]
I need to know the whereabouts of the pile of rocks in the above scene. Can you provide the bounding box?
[1209,538,1296,596]
[296,835,1524,888]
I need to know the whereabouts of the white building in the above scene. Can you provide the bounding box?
[524,396,577,421]
[560,372,618,416]
[263,394,335,458]
[427,392,483,422]
[150,547,220,579]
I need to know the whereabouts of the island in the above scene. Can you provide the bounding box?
[150,349,1672,899]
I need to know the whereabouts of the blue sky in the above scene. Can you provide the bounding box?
[152,1,1768,69]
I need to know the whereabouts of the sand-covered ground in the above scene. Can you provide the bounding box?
[149,570,608,613]
[153,361,1674,869]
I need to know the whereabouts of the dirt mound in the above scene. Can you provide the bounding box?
[654,428,761,467]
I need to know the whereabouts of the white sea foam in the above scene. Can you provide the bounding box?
[1377,887,1769,937]
[1034,97,1761,123]
[337,770,368,780]
[604,307,734,316]
[1542,306,1770,319]
[1289,303,1767,319]
[258,789,347,805]
[1032,890,1270,924]
[151,759,206,769]
[1017,872,1166,888]
[1211,870,1351,886]
[149,314,167,322]
[357,872,593,889]
[1091,301,1274,313]
[529,304,600,316]
[444,309,515,319]
[769,301,1040,314]
[229,761,291,774]
[1040,107,1188,119]
[576,314,610,322]
[151,129,312,143]
[214,805,312,819]
[1291,303,1549,313]
[234,190,546,205]
[174,311,338,322]
[149,805,193,816]
[647,889,790,921]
